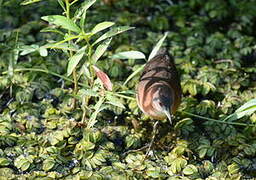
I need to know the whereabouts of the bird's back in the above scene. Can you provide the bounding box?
[137,50,181,119]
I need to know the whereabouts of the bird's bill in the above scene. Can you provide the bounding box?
[163,108,172,125]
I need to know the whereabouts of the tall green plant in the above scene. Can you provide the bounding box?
[20,0,134,127]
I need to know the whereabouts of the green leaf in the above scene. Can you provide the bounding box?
[123,65,145,86]
[91,38,112,64]
[189,83,197,96]
[148,32,168,60]
[21,0,41,5]
[235,98,256,113]
[39,47,48,57]
[227,163,240,175]
[199,148,207,158]
[91,22,115,34]
[40,27,65,35]
[74,0,96,20]
[67,46,86,76]
[43,158,55,171]
[92,131,102,143]
[146,167,161,178]
[41,15,81,33]
[93,26,135,45]
[174,118,193,130]
[83,141,95,151]
[111,51,146,59]
[57,0,65,11]
[170,158,187,173]
[223,99,256,121]
[183,164,198,175]
[87,97,106,128]
[203,160,214,172]
[78,89,99,98]
[81,64,92,80]
[43,42,78,51]
[14,155,33,171]
[0,158,10,166]
[106,94,125,109]
[19,45,39,56]
[113,162,126,170]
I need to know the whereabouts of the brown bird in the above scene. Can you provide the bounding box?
[137,48,181,124]
[136,48,181,156]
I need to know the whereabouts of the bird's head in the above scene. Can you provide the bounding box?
[152,89,173,124]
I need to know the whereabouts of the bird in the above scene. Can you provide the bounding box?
[136,48,182,157]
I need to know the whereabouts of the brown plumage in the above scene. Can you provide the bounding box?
[136,49,181,124]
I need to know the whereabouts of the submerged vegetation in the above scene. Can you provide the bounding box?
[0,0,256,179]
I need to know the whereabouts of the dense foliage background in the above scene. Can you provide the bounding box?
[1,0,256,179]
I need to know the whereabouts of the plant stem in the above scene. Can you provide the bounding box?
[65,0,78,108]
[182,111,255,127]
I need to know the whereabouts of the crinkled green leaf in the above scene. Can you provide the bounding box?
[83,141,95,151]
[183,164,198,175]
[14,155,33,171]
[0,158,10,166]
[43,158,55,171]
[199,148,207,158]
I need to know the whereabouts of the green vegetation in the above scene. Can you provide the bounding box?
[0,0,256,179]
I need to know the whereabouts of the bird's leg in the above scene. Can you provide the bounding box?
[144,121,159,159]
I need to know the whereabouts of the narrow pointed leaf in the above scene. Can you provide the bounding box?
[40,27,65,35]
[21,0,41,5]
[223,99,256,121]
[235,99,256,113]
[93,26,135,45]
[111,51,146,59]
[43,42,78,51]
[41,15,81,33]
[148,32,168,61]
[92,38,112,64]
[74,0,96,20]
[123,65,145,86]
[57,0,66,11]
[67,46,86,76]
[88,97,106,128]
[79,10,86,29]
[19,45,39,56]
[91,22,115,34]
